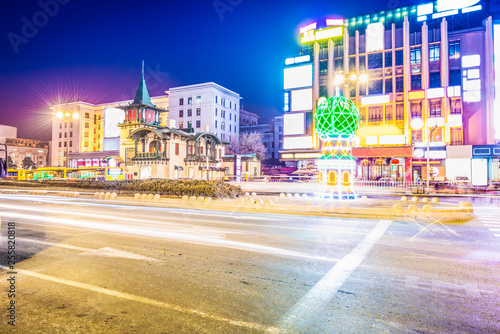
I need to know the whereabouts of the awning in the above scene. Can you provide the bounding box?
[352,147,413,158]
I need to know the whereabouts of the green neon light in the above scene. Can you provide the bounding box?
[314,95,360,139]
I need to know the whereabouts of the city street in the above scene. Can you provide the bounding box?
[1,193,499,333]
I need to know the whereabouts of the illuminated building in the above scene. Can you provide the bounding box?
[0,125,49,168]
[50,95,168,168]
[281,0,500,185]
[167,82,241,143]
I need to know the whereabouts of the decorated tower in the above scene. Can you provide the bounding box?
[315,94,360,200]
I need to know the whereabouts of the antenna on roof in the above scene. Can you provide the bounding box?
[142,60,144,78]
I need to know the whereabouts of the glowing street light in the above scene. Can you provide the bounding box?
[411,117,437,193]
[358,73,368,83]
[56,110,80,168]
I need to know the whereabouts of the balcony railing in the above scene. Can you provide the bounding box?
[133,152,167,159]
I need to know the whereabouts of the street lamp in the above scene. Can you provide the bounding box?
[410,117,437,193]
[56,110,79,168]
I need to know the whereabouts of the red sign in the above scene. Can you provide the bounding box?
[391,159,400,164]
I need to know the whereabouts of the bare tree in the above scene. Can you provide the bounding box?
[237,131,267,158]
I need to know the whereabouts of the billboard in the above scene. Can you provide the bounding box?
[284,113,305,135]
[284,65,312,90]
[104,108,125,138]
[291,88,313,112]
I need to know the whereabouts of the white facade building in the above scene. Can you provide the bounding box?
[168,82,241,143]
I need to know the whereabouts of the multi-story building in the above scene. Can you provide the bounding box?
[0,125,50,168]
[51,94,168,167]
[239,108,259,126]
[281,0,499,184]
[240,115,283,160]
[167,82,241,143]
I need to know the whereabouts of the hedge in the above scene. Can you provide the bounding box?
[0,179,243,198]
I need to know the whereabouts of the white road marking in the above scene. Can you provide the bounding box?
[19,238,159,261]
[17,270,278,333]
[278,219,392,333]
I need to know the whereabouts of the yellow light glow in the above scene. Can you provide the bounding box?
[56,112,63,119]
[350,74,358,81]
[72,112,80,119]
[359,73,368,83]
[282,154,294,159]
[334,75,345,86]
[65,112,70,117]
[294,153,321,159]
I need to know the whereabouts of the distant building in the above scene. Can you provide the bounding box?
[239,108,259,126]
[167,82,241,143]
[240,115,283,160]
[0,125,50,168]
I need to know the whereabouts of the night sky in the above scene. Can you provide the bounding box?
[0,0,469,140]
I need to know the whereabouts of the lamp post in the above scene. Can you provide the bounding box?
[56,110,79,168]
[410,118,437,193]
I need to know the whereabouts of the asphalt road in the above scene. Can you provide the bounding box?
[0,193,499,333]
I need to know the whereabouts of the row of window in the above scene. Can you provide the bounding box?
[215,96,238,110]
[179,96,202,106]
[214,120,237,133]
[179,108,202,117]
[411,128,463,145]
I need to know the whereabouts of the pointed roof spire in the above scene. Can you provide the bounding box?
[132,60,153,106]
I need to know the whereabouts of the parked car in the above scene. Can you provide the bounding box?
[452,176,471,186]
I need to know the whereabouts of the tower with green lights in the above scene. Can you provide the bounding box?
[315,95,360,199]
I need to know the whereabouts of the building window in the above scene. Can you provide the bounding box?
[411,74,421,90]
[359,107,366,122]
[59,133,62,138]
[179,98,184,105]
[215,108,217,116]
[450,128,463,145]
[429,45,440,62]
[187,97,192,105]
[396,104,404,120]
[368,106,383,122]
[70,132,73,137]
[430,128,442,142]
[188,121,192,128]
[449,69,461,86]
[85,122,89,128]
[196,96,201,104]
[221,97,225,106]
[385,105,393,121]
[385,78,393,93]
[196,120,201,128]
[215,96,218,103]
[84,132,89,138]
[450,99,462,114]
[410,48,421,64]
[179,122,184,129]
[175,143,179,155]
[367,53,383,69]
[196,108,201,116]
[84,142,89,148]
[385,51,392,67]
[429,99,442,117]
[229,124,232,131]
[69,122,73,128]
[187,109,192,116]
[59,123,62,129]
[395,50,404,66]
[179,110,183,117]
[215,120,217,128]
[395,76,404,93]
[84,112,89,118]
[429,72,441,88]
[349,57,356,72]
[449,41,460,59]
[59,142,62,147]
[369,79,383,95]
[410,102,422,117]
[412,130,422,143]
[221,110,225,118]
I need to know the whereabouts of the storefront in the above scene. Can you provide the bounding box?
[353,146,413,182]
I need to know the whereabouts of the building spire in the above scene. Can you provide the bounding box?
[132,61,153,106]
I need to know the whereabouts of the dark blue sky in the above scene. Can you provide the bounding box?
[0,0,448,140]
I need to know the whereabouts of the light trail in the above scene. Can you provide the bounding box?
[2,211,342,263]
